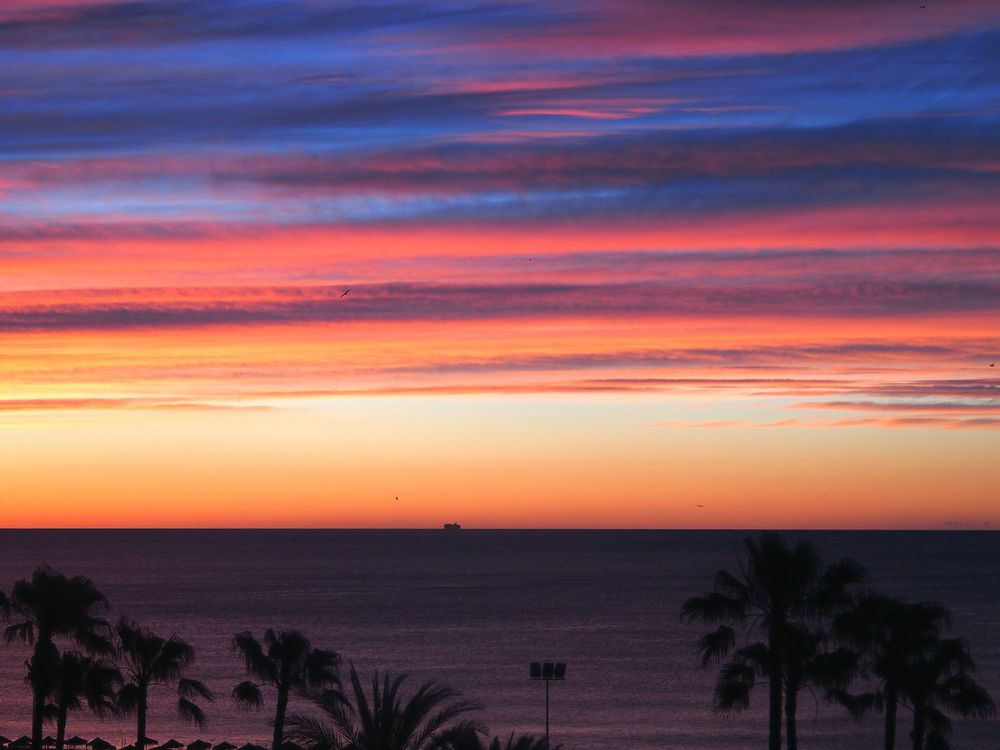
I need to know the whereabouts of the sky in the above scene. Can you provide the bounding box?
[0,0,998,528]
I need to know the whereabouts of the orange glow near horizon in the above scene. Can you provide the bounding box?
[2,400,997,529]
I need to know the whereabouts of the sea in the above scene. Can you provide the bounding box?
[0,531,996,749]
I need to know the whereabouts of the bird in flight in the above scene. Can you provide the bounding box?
[696,504,705,508]
[340,289,351,298]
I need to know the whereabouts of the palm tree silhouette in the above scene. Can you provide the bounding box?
[904,636,994,750]
[834,594,995,750]
[115,617,213,748]
[47,651,121,750]
[231,629,340,750]
[285,663,484,750]
[834,595,948,750]
[681,532,864,750]
[4,566,112,750]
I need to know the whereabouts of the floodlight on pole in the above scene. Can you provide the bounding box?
[529,662,566,747]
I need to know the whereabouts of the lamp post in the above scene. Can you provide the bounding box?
[529,662,566,747]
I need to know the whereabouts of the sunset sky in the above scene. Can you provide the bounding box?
[1,0,998,528]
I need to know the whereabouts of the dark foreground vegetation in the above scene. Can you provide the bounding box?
[682,532,995,750]
[0,532,994,750]
[0,567,552,750]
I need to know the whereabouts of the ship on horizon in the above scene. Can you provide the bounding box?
[443,522,461,531]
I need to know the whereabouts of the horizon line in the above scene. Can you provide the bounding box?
[0,526,993,532]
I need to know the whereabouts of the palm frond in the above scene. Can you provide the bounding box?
[714,660,755,715]
[232,681,264,711]
[4,621,34,644]
[938,673,996,718]
[427,723,482,750]
[178,677,213,702]
[177,696,207,728]
[232,632,278,684]
[681,593,744,624]
[153,636,196,681]
[828,689,881,720]
[285,712,341,750]
[304,648,341,691]
[695,626,736,668]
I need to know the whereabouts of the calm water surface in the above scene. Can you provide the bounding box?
[0,531,996,749]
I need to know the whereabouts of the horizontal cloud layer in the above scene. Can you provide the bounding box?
[2,0,998,447]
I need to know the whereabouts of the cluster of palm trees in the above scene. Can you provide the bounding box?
[1,567,553,750]
[682,532,995,750]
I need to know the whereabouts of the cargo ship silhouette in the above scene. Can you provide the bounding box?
[443,522,461,531]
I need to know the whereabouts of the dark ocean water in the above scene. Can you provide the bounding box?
[0,531,996,749]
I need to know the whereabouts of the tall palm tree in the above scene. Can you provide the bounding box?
[834,595,949,750]
[902,637,994,750]
[4,566,112,750]
[231,629,340,750]
[285,664,484,750]
[834,594,995,750]
[115,617,213,748]
[681,531,865,750]
[47,651,121,750]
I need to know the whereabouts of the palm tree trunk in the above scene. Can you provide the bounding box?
[272,685,289,750]
[55,703,68,750]
[136,688,148,750]
[31,633,56,750]
[785,687,797,750]
[30,673,46,750]
[910,707,925,750]
[768,628,783,750]
[884,685,898,750]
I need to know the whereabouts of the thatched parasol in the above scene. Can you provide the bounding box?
[187,741,212,750]
[159,742,183,750]
[89,738,115,750]
[67,738,88,748]
[212,743,236,750]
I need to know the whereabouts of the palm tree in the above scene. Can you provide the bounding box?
[285,663,484,750]
[902,637,994,750]
[115,617,213,748]
[834,595,948,750]
[680,531,865,750]
[834,594,995,750]
[4,566,112,750]
[47,651,121,750]
[231,629,340,750]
